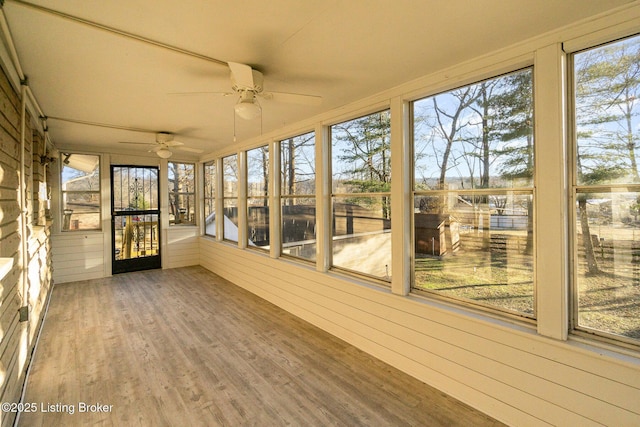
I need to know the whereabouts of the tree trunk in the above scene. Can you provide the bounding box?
[578,197,600,274]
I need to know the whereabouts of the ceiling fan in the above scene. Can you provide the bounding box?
[229,62,322,119]
[173,62,322,120]
[118,132,203,158]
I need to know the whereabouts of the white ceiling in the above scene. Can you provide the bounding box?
[4,0,634,159]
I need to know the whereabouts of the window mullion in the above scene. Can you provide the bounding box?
[238,151,247,249]
[390,96,410,295]
[535,42,569,340]
[316,124,331,272]
[270,140,281,259]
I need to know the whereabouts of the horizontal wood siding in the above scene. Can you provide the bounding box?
[27,226,52,343]
[0,59,53,427]
[165,227,199,269]
[52,233,105,283]
[200,237,640,426]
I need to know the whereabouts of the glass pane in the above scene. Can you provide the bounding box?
[62,192,100,212]
[61,153,99,191]
[61,153,101,230]
[204,202,216,237]
[282,197,316,261]
[168,162,195,226]
[575,191,640,340]
[223,198,239,242]
[223,155,238,198]
[248,197,269,248]
[413,68,534,191]
[247,146,269,197]
[113,214,159,260]
[331,110,391,194]
[281,132,315,196]
[574,35,640,186]
[112,166,158,211]
[332,195,391,280]
[168,194,195,225]
[62,212,100,231]
[413,192,534,315]
[204,161,216,199]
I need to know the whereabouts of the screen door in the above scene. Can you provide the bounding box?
[111,165,161,274]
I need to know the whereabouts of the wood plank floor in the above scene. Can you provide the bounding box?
[19,266,504,426]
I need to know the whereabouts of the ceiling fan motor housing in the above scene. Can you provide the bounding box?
[231,69,264,93]
[156,131,174,143]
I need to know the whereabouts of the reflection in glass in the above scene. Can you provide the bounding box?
[575,192,640,340]
[332,196,391,280]
[413,193,534,315]
[282,197,316,261]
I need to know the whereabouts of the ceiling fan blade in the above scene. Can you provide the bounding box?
[262,91,322,106]
[118,141,153,145]
[177,146,204,154]
[228,62,255,90]
[167,91,234,97]
[165,141,185,147]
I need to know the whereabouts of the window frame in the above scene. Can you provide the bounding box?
[279,131,317,263]
[409,67,537,319]
[329,109,393,282]
[222,154,239,243]
[167,161,196,226]
[203,160,216,237]
[568,33,640,348]
[246,145,270,250]
[60,152,101,232]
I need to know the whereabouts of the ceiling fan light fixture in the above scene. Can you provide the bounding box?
[156,147,173,158]
[234,92,261,120]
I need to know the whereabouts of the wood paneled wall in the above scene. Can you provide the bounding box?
[200,237,640,426]
[164,227,199,269]
[51,233,105,284]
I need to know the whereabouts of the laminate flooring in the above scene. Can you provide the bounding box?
[19,266,504,426]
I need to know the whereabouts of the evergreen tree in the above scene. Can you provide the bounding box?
[574,37,640,274]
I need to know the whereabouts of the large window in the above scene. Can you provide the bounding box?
[204,161,216,237]
[281,132,316,261]
[60,153,100,231]
[168,162,195,226]
[222,154,239,242]
[412,68,535,316]
[246,146,269,249]
[572,34,640,343]
[331,110,391,280]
